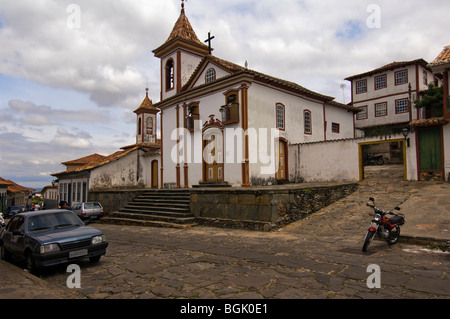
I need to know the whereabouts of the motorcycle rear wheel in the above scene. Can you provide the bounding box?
[362,230,376,252]
[387,226,401,246]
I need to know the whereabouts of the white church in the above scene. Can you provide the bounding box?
[151,2,359,188]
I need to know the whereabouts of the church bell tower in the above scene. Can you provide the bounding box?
[152,0,210,101]
[134,88,160,144]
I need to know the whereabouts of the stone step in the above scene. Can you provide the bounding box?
[101,217,197,229]
[132,198,190,205]
[105,188,196,229]
[110,211,196,224]
[119,207,192,217]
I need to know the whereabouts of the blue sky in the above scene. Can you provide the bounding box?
[0,0,449,190]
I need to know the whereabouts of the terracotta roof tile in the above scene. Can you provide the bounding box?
[429,45,450,67]
[134,90,160,114]
[345,58,429,81]
[61,153,105,166]
[153,6,209,56]
[52,145,160,177]
[166,7,204,46]
[0,177,34,193]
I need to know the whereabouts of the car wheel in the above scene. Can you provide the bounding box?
[0,243,12,261]
[25,252,38,275]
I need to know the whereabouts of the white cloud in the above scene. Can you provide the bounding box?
[0,0,449,189]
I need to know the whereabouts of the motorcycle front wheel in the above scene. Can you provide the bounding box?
[387,226,401,246]
[362,230,376,252]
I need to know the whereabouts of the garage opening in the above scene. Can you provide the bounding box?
[359,139,406,181]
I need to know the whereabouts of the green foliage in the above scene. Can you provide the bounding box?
[415,84,443,117]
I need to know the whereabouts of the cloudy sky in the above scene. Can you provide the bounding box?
[0,0,449,189]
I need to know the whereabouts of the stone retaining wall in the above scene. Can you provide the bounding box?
[88,189,146,214]
[191,183,358,231]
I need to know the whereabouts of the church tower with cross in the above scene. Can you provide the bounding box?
[134,88,160,144]
[151,0,358,190]
[152,0,211,101]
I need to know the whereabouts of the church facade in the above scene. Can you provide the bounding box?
[152,3,359,188]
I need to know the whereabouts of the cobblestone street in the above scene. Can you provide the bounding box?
[30,165,449,300]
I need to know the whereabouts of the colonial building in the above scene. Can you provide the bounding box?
[345,58,439,133]
[52,91,161,205]
[345,53,449,181]
[153,2,359,188]
[423,45,450,181]
[0,177,34,209]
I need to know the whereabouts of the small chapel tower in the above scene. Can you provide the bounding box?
[134,88,160,144]
[152,0,210,101]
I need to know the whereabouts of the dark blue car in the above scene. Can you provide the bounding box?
[0,209,108,273]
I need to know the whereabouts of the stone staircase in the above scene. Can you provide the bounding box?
[102,189,196,229]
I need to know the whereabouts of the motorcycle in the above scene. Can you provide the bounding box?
[365,153,385,165]
[362,197,405,252]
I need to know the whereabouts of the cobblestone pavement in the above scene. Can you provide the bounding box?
[28,165,449,299]
[3,165,450,300]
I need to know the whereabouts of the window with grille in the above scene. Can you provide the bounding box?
[205,68,216,83]
[304,110,312,134]
[395,69,407,85]
[356,106,368,120]
[276,104,285,129]
[395,99,409,113]
[375,75,387,90]
[375,102,387,117]
[356,80,367,94]
[331,122,340,133]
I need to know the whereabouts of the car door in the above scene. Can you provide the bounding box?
[8,216,25,255]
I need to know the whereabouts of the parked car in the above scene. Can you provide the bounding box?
[0,209,108,273]
[71,202,104,221]
[7,205,25,217]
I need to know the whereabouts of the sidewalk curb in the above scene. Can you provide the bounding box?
[400,235,450,250]
[0,259,83,299]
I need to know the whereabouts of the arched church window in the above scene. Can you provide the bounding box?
[138,117,142,135]
[147,117,153,135]
[205,68,216,83]
[165,59,174,91]
[304,110,312,134]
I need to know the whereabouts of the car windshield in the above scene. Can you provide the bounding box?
[84,202,101,209]
[28,211,84,232]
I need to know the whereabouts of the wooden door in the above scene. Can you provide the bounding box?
[151,160,158,188]
[418,127,443,180]
[276,139,287,180]
[204,132,224,182]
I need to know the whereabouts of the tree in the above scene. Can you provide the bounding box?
[414,84,443,118]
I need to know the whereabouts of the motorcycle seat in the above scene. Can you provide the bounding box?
[389,215,405,225]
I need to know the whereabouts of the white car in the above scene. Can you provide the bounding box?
[71,202,104,221]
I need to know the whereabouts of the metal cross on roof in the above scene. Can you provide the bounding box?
[204,31,215,55]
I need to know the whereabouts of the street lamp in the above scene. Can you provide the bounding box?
[402,127,410,148]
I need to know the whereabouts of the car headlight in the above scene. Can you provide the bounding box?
[40,243,61,254]
[91,235,106,245]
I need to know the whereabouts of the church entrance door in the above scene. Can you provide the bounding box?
[203,127,224,182]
